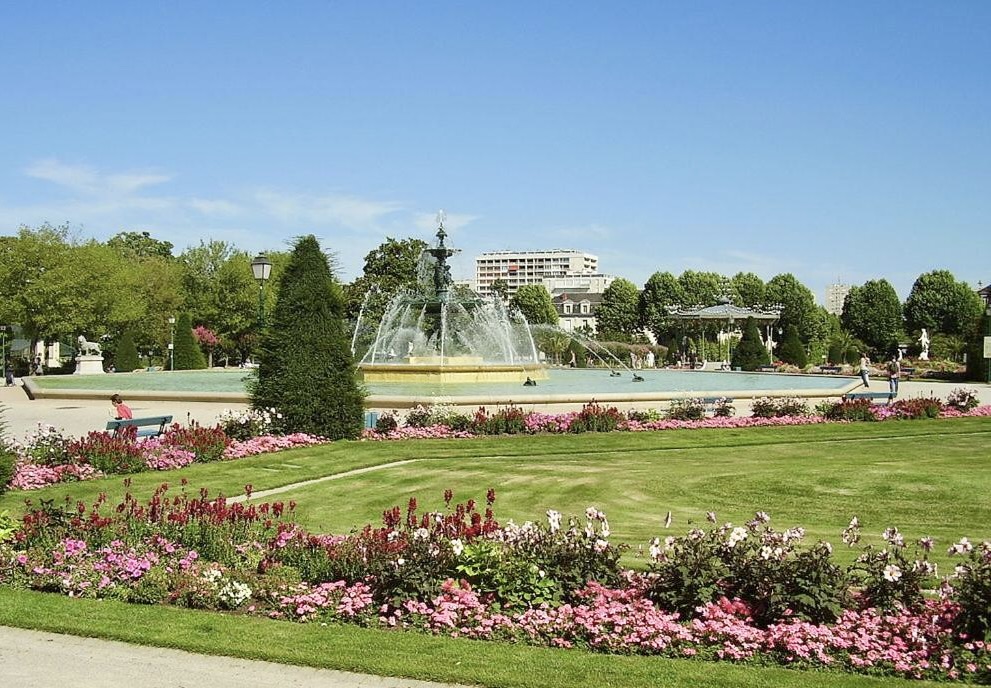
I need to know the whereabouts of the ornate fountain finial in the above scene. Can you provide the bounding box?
[435,210,448,245]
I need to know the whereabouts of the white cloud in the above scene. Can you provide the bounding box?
[253,190,402,231]
[188,198,243,217]
[25,158,171,195]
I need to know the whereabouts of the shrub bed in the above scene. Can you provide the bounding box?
[1,488,989,682]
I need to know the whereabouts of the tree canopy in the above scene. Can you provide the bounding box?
[841,279,903,356]
[510,284,558,325]
[595,278,641,340]
[903,269,984,337]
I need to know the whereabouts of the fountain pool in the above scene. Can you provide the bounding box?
[25,367,859,408]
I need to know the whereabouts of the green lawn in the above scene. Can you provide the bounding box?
[2,417,990,687]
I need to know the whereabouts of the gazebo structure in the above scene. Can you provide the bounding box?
[667,298,781,366]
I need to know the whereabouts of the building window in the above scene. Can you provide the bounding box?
[563,302,573,314]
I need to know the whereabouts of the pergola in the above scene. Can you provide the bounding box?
[667,299,781,364]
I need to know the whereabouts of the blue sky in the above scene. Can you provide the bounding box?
[2,2,988,301]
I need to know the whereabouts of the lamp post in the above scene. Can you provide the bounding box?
[251,254,273,328]
[0,324,8,383]
[168,316,176,371]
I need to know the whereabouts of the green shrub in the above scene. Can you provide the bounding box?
[946,387,980,412]
[731,317,770,371]
[751,396,809,418]
[888,397,942,419]
[667,398,705,421]
[172,313,207,370]
[949,542,991,642]
[470,406,528,435]
[626,408,662,423]
[568,402,623,433]
[0,449,14,496]
[778,325,808,368]
[820,398,876,422]
[115,330,141,372]
[252,235,365,440]
[374,411,400,434]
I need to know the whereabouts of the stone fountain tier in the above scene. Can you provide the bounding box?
[360,358,548,384]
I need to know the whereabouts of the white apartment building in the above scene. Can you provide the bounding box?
[824,282,850,316]
[475,249,598,296]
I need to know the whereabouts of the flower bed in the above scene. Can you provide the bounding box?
[4,415,326,492]
[1,488,989,682]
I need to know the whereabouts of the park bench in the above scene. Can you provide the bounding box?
[842,391,895,403]
[820,365,842,374]
[106,415,173,438]
[901,366,915,379]
[758,365,777,372]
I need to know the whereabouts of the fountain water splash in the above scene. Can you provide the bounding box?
[353,214,545,382]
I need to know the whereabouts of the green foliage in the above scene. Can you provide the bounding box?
[827,331,863,365]
[647,516,850,626]
[950,544,991,641]
[172,313,207,370]
[966,309,990,382]
[252,235,365,440]
[106,231,174,260]
[567,403,623,433]
[115,330,141,372]
[729,272,766,308]
[0,449,14,496]
[930,332,968,362]
[750,397,809,418]
[819,399,876,422]
[765,274,821,344]
[638,271,684,342]
[344,237,428,357]
[594,278,641,340]
[841,279,903,356]
[777,325,807,367]
[488,278,510,301]
[904,269,985,337]
[509,284,558,325]
[666,398,706,421]
[730,317,769,371]
[677,270,723,307]
[70,431,146,474]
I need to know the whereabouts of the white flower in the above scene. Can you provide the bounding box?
[396,558,405,566]
[585,506,599,520]
[726,526,748,548]
[546,509,562,533]
[648,537,661,560]
[600,517,610,538]
[949,537,974,555]
[594,538,609,553]
[883,564,902,582]
[413,527,430,540]
[664,536,676,550]
[450,539,464,557]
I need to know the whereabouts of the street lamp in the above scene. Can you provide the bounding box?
[168,316,176,371]
[251,254,273,328]
[0,324,9,384]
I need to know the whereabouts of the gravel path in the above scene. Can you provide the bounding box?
[0,626,466,688]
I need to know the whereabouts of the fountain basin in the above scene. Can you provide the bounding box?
[360,361,548,384]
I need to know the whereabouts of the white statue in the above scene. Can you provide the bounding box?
[77,335,102,356]
[919,328,930,361]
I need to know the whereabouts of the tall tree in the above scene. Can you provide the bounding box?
[731,317,770,371]
[107,231,174,259]
[344,237,427,322]
[510,284,558,325]
[730,272,767,308]
[595,278,641,341]
[172,312,207,370]
[677,270,724,307]
[903,269,984,337]
[841,279,903,356]
[252,235,364,439]
[778,325,808,367]
[765,273,821,343]
[639,271,685,343]
[489,279,510,302]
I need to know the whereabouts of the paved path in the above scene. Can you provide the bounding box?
[0,626,466,688]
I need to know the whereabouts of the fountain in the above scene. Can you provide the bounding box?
[354,212,548,384]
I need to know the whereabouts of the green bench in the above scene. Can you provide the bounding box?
[106,415,173,438]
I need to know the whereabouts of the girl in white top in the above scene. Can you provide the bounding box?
[859,353,870,388]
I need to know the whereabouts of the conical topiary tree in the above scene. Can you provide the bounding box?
[251,235,365,439]
[778,325,808,368]
[172,313,207,370]
[115,330,141,372]
[731,317,770,371]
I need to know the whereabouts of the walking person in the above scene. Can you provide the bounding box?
[859,353,871,388]
[886,354,900,400]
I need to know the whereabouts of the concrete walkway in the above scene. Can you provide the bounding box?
[0,626,464,688]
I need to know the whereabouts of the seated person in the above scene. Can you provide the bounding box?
[523,376,537,386]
